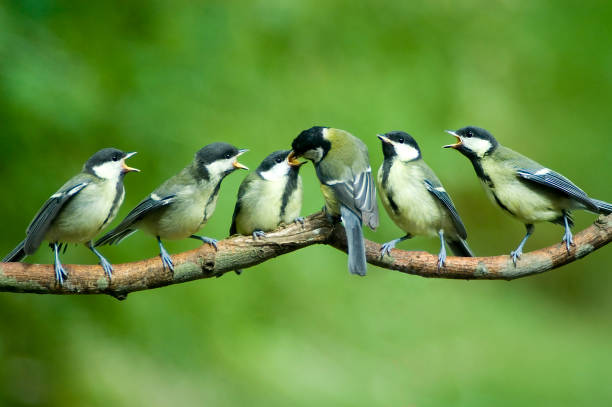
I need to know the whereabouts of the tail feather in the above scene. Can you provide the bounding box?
[446,237,474,257]
[340,205,367,276]
[95,228,136,247]
[591,198,612,215]
[3,239,27,262]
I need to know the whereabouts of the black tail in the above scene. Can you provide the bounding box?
[3,239,27,262]
[95,228,136,247]
[591,198,612,215]
[340,205,367,276]
[446,237,474,257]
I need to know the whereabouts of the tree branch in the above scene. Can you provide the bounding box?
[1,212,610,299]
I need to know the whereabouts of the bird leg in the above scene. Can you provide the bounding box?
[510,224,534,266]
[252,230,266,240]
[190,235,218,251]
[294,217,305,227]
[51,242,68,285]
[380,234,411,257]
[157,236,174,272]
[437,230,447,270]
[561,211,574,253]
[86,241,113,278]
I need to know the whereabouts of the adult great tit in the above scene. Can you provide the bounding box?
[444,126,612,264]
[289,126,379,276]
[2,148,139,283]
[96,143,248,272]
[377,131,473,268]
[230,150,305,239]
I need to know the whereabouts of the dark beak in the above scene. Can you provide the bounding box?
[443,130,462,149]
[233,149,249,170]
[377,134,393,144]
[122,152,140,173]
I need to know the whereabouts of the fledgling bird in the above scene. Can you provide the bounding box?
[444,126,612,264]
[2,148,139,283]
[230,150,305,239]
[96,143,248,272]
[289,126,379,276]
[377,131,473,268]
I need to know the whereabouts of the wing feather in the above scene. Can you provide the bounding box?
[424,179,467,239]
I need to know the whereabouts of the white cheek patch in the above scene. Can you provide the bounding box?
[394,143,420,162]
[463,138,493,157]
[260,162,290,181]
[303,147,324,163]
[206,158,235,176]
[93,161,122,179]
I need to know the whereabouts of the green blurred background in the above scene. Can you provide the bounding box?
[1,0,611,405]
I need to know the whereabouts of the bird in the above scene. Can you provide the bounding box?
[444,126,612,264]
[377,131,473,268]
[230,149,305,240]
[96,142,248,272]
[289,126,378,276]
[2,148,139,283]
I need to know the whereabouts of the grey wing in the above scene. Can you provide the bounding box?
[95,194,176,246]
[326,168,379,229]
[424,179,467,239]
[23,182,89,254]
[516,168,598,212]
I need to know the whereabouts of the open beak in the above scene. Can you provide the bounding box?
[377,134,392,144]
[122,152,140,173]
[443,130,462,149]
[287,150,305,167]
[233,149,249,170]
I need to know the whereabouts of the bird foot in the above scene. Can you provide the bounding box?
[294,217,305,227]
[437,253,446,270]
[99,256,114,279]
[562,230,574,254]
[160,248,174,272]
[201,237,218,251]
[380,241,397,258]
[252,230,266,240]
[54,261,68,285]
[510,249,522,267]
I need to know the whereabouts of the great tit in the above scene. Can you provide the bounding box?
[289,126,379,276]
[2,148,139,283]
[377,131,473,268]
[230,150,305,239]
[444,126,612,264]
[96,143,248,272]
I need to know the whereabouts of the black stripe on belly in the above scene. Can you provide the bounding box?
[101,181,125,230]
[203,181,222,220]
[492,191,514,216]
[280,169,299,219]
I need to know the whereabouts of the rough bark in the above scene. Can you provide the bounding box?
[0,212,610,299]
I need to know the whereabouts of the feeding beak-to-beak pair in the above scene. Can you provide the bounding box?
[287,151,306,167]
[443,130,462,149]
[122,152,140,173]
[233,149,250,170]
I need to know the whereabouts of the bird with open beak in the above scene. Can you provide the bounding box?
[96,143,248,272]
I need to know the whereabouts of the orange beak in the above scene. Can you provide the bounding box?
[233,149,249,170]
[122,152,140,173]
[287,151,306,167]
[443,130,462,149]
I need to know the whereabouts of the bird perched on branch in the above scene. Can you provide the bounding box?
[444,126,612,264]
[230,150,305,240]
[96,143,248,272]
[377,131,473,268]
[2,148,139,283]
[289,126,378,276]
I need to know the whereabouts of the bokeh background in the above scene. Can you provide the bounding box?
[1,0,611,405]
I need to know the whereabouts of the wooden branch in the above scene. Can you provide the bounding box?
[1,212,610,299]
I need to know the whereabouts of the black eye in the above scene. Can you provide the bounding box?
[224,153,232,159]
[466,131,473,138]
[397,137,404,143]
[275,157,283,163]
[112,153,121,161]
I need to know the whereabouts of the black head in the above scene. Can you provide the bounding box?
[444,126,499,158]
[290,126,331,163]
[194,142,248,180]
[377,131,421,162]
[84,148,139,179]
